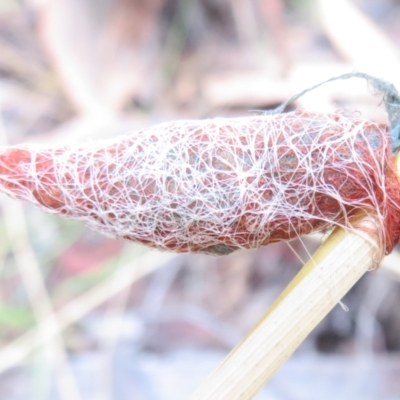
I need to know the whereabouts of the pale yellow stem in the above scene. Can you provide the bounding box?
[190,213,379,400]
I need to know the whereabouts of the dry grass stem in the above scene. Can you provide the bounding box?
[189,212,380,399]
[317,0,400,86]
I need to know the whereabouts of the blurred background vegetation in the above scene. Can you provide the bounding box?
[0,0,400,399]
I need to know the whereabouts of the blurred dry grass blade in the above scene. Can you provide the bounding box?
[38,0,110,114]
[0,36,56,94]
[0,250,178,374]
[229,0,258,44]
[1,197,82,400]
[203,72,290,110]
[258,0,291,75]
[38,0,164,114]
[317,0,400,88]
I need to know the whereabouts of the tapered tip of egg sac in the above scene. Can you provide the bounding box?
[0,146,66,210]
[0,147,34,198]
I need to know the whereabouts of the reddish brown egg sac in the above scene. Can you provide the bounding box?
[0,110,399,255]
